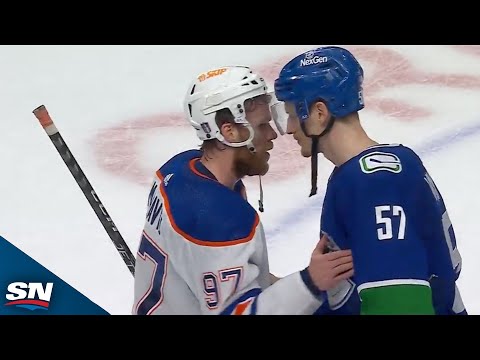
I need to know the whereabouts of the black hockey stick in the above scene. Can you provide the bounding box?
[32,105,136,276]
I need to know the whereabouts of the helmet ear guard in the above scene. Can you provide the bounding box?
[216,123,257,153]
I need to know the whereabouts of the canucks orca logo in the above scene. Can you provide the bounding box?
[5,282,53,311]
[360,152,402,174]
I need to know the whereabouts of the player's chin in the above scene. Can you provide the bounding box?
[259,163,270,176]
[248,160,269,177]
[301,147,312,158]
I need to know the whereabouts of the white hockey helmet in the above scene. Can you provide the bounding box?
[184,66,269,152]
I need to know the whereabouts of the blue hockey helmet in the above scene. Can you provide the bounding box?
[274,46,365,127]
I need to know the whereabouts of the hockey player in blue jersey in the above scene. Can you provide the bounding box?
[132,66,355,315]
[272,46,467,315]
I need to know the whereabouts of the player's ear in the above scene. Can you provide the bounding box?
[220,122,240,143]
[307,101,330,135]
[314,101,330,129]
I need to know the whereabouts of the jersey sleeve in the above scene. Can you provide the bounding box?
[339,167,435,315]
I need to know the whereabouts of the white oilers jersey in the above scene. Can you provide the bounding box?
[132,150,323,315]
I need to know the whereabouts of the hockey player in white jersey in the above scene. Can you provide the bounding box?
[132,66,354,315]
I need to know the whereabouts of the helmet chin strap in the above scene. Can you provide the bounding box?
[301,116,336,198]
[258,175,264,213]
[309,136,320,197]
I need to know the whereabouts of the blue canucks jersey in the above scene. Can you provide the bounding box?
[314,144,466,315]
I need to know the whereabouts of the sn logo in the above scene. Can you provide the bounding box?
[5,282,54,311]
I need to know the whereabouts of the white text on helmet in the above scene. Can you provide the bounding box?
[300,56,328,67]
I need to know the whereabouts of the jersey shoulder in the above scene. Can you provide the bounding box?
[332,144,426,189]
[156,150,259,247]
